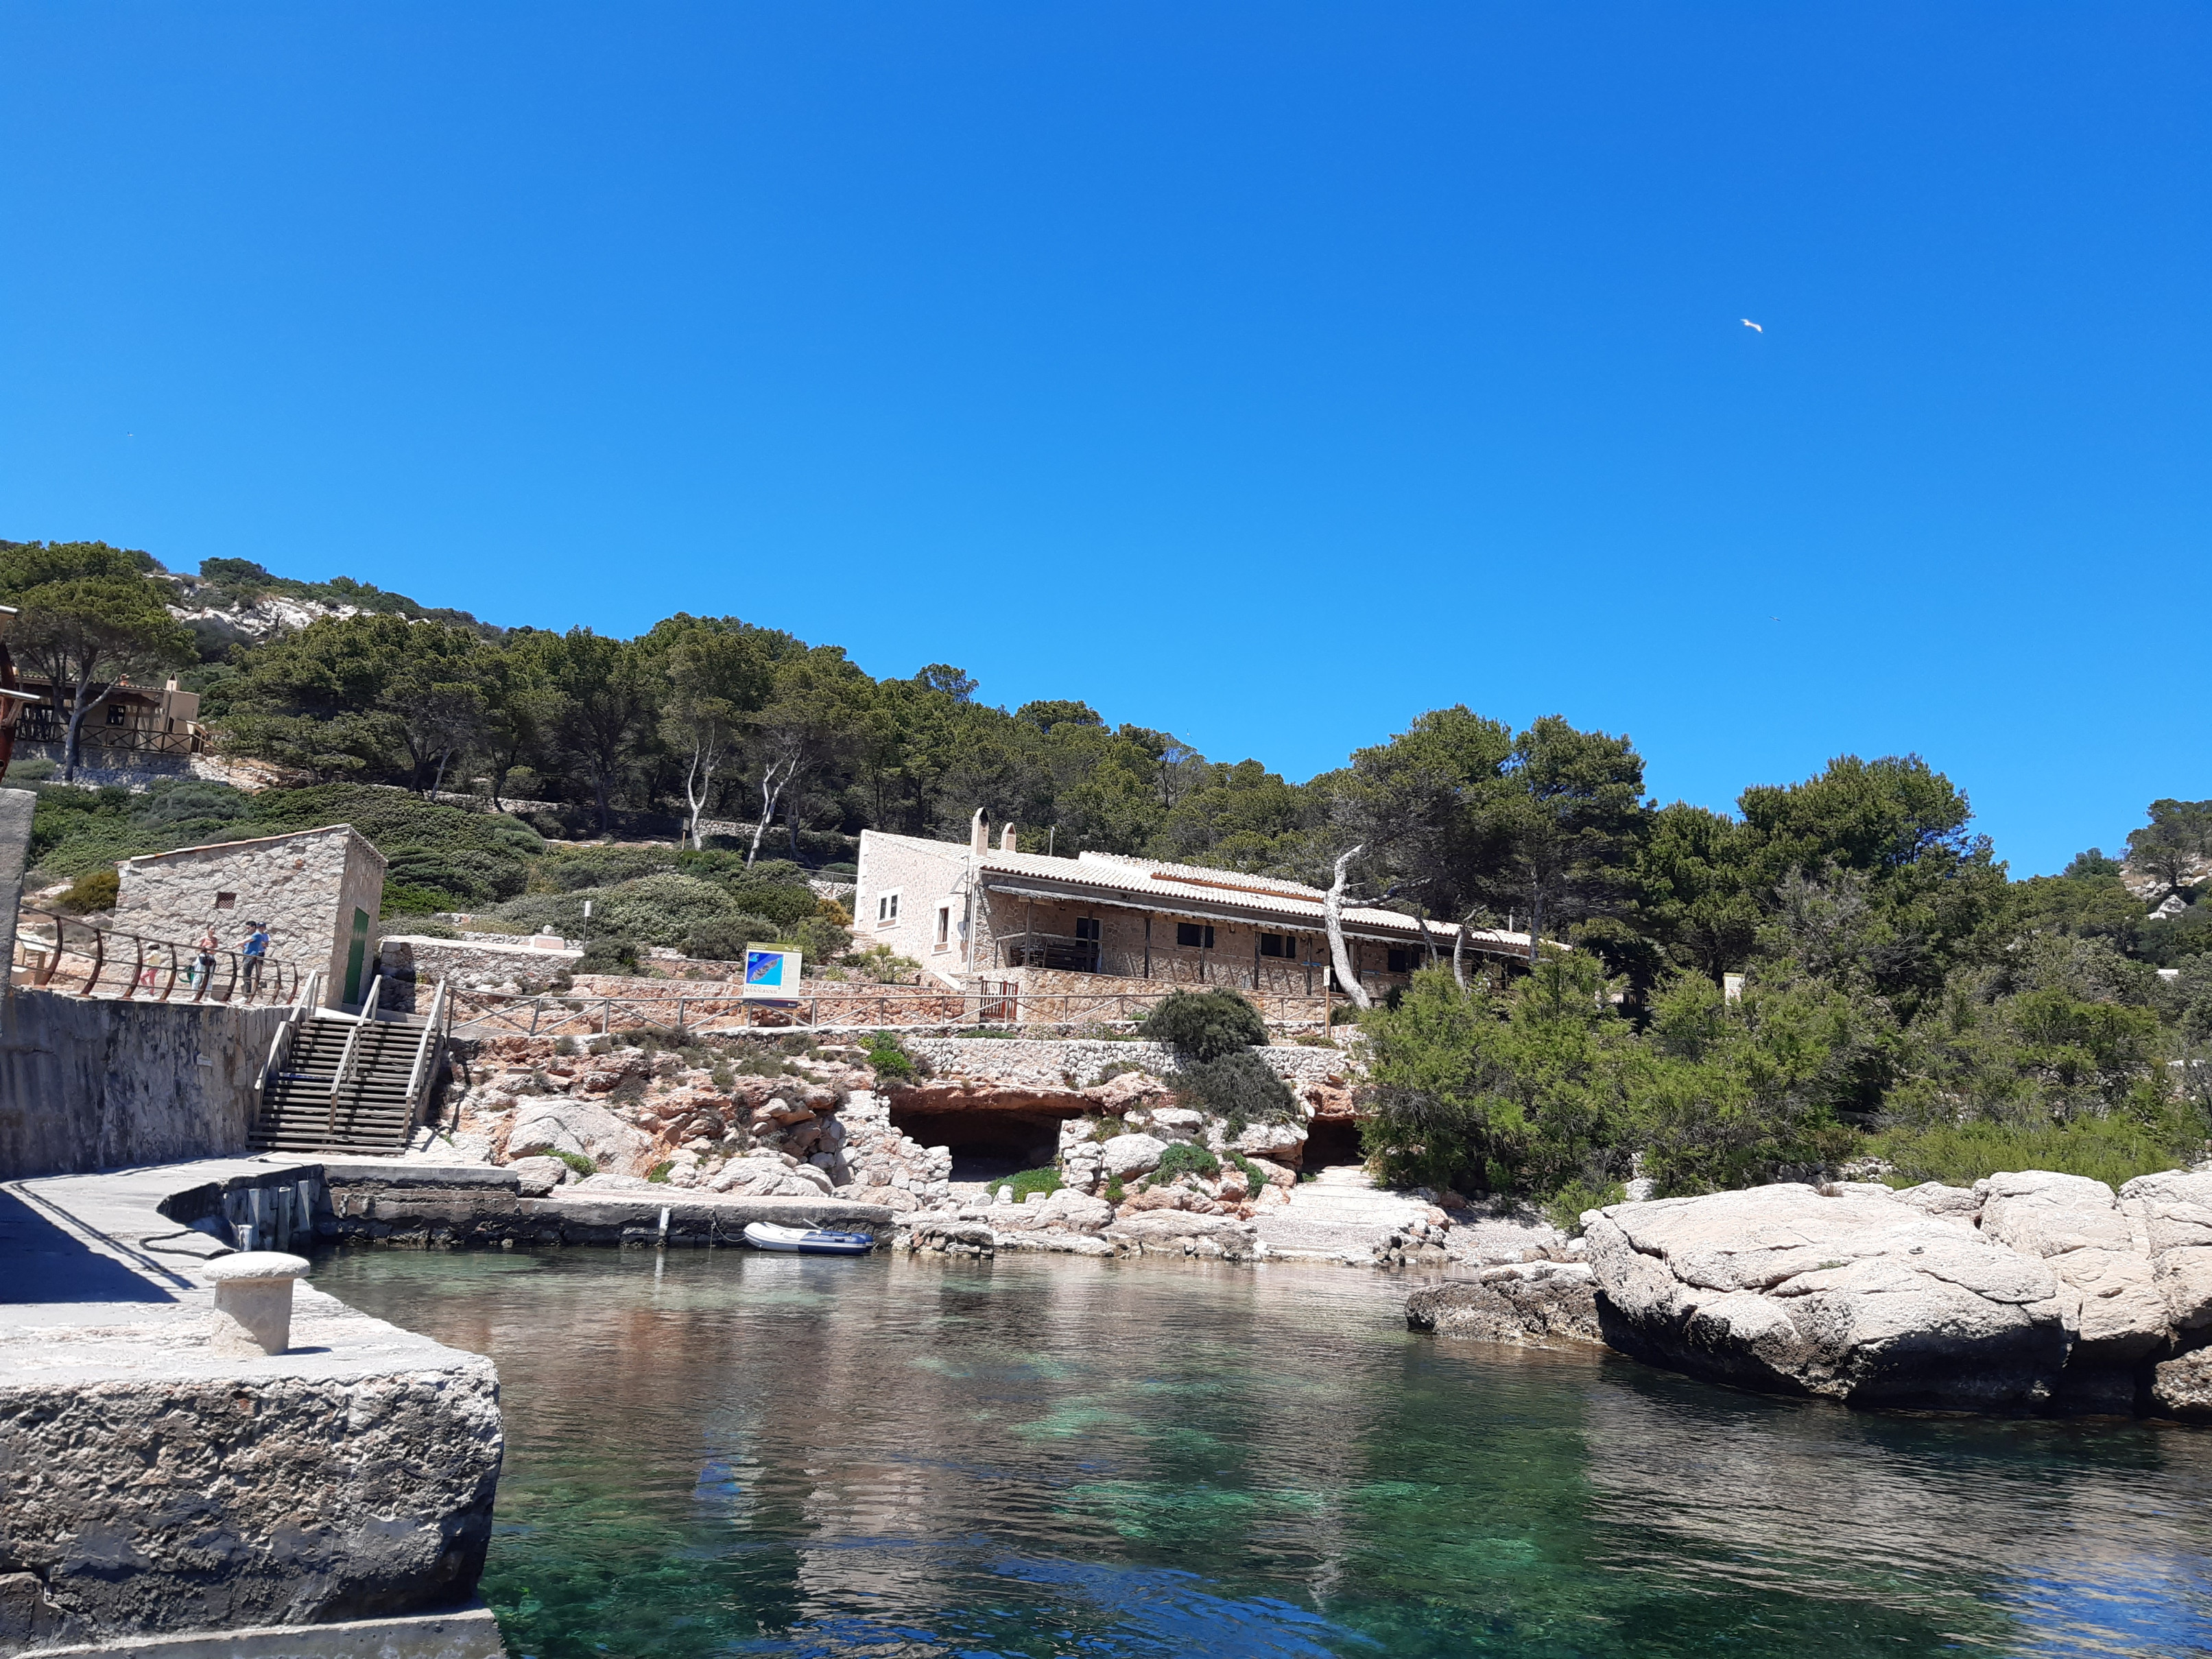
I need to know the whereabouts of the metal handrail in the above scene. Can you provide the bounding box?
[252,968,324,1123]
[324,973,383,1140]
[13,907,297,1005]
[400,977,449,1132]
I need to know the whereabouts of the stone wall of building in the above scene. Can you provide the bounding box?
[0,990,294,1180]
[853,829,971,985]
[116,824,387,1008]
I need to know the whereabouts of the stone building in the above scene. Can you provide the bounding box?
[853,814,1536,1023]
[115,824,387,1008]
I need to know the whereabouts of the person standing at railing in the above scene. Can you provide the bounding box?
[139,943,166,990]
[241,923,270,994]
[191,927,218,991]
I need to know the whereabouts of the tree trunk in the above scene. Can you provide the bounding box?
[1324,845,1370,1011]
[61,675,111,783]
[1452,918,1471,990]
[1528,889,1543,966]
[593,772,611,835]
[683,748,712,850]
[748,756,794,867]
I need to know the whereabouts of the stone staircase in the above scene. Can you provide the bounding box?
[248,1012,436,1156]
[1254,1165,1436,1261]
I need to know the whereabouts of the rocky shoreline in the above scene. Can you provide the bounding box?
[1406,1169,2212,1424]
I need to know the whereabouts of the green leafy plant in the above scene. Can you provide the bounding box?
[646,1160,674,1184]
[1104,1174,1126,1204]
[1002,1166,1064,1202]
[1154,1141,1221,1182]
[551,1149,595,1177]
[864,1031,919,1081]
[1175,1051,1298,1125]
[54,866,119,914]
[1141,988,1270,1060]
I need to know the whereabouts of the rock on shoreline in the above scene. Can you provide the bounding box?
[1409,1169,2212,1421]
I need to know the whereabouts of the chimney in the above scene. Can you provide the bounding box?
[969,808,988,855]
[999,823,1017,854]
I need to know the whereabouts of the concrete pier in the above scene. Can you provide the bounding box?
[0,1160,503,1654]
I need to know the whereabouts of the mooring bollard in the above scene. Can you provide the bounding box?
[202,1252,311,1356]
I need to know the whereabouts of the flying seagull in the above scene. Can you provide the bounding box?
[1741,319,1763,333]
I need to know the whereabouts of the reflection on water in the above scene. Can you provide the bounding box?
[316,1248,2212,1658]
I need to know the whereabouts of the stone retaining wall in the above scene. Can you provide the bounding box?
[379,936,582,1008]
[901,1036,1353,1093]
[0,991,294,1181]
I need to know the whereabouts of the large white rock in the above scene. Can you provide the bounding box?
[1977,1170,2169,1365]
[1584,1183,2074,1409]
[992,1188,1115,1235]
[1230,1119,1309,1160]
[2118,1169,2212,1337]
[1100,1133,1169,1180]
[506,1097,652,1173]
[709,1156,835,1198]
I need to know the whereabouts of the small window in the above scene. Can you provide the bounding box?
[215,892,237,911]
[1260,931,1295,959]
[105,704,127,726]
[1073,917,1102,942]
[1386,948,1412,974]
[877,892,901,926]
[934,906,950,950]
[1176,922,1215,950]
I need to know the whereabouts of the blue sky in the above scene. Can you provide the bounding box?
[3,3,2206,873]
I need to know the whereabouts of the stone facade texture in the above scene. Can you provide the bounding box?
[379,935,583,1010]
[117,825,387,1008]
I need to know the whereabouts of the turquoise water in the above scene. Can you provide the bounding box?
[316,1248,2212,1659]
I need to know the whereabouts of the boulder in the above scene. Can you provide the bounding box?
[1103,1210,1261,1260]
[992,1188,1114,1234]
[2118,1170,2212,1337]
[2152,1347,2212,1421]
[1100,1133,1169,1180]
[1976,1170,2168,1366]
[709,1157,835,1199]
[507,1156,567,1197]
[1229,1119,1308,1162]
[1085,1071,1169,1110]
[1889,1181,1982,1226]
[907,1218,995,1256]
[1584,1183,2074,1409]
[1406,1264,1602,1346]
[506,1097,654,1174]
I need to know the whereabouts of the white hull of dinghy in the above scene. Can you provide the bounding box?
[743,1221,875,1256]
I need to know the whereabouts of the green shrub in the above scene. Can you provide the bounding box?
[530,844,679,892]
[865,1031,918,1081]
[681,912,785,961]
[1175,1050,1298,1125]
[1104,1175,1126,1204]
[1226,1150,1268,1191]
[495,872,741,949]
[55,867,119,915]
[1873,1115,2201,1191]
[647,1160,674,1184]
[7,757,56,782]
[1544,1178,1626,1236]
[1141,989,1270,1060]
[1003,1166,1064,1202]
[1154,1142,1220,1182]
[551,1149,595,1177]
[392,917,461,940]
[573,935,640,975]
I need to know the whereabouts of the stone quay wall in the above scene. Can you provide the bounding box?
[117,824,386,1008]
[900,1036,1353,1093]
[0,991,292,1181]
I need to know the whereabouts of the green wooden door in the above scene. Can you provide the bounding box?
[344,907,370,1004]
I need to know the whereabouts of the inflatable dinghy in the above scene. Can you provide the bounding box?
[742,1221,876,1256]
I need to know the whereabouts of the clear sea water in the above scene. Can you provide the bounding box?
[315,1248,2212,1659]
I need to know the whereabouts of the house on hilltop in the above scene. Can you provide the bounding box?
[855,814,1535,1023]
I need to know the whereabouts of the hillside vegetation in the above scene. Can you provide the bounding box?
[3,537,2209,1197]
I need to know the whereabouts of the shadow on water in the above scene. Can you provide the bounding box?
[317,1248,2212,1659]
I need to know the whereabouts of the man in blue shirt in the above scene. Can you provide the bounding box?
[241,924,270,994]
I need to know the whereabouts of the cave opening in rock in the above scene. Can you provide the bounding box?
[1300,1117,1365,1171]
[888,1105,1073,1184]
